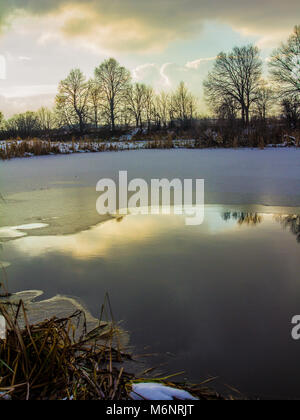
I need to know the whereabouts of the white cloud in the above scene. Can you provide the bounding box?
[160,63,173,87]
[132,63,156,81]
[185,57,216,70]
[132,62,173,89]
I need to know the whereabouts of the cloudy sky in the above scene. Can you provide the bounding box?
[0,0,299,117]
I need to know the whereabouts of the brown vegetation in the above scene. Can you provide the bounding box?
[0,297,227,400]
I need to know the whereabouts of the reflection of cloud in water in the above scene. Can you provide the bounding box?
[9,209,244,260]
[10,214,184,259]
[5,208,300,264]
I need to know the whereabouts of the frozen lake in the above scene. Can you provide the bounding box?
[1,149,300,398]
[1,149,300,234]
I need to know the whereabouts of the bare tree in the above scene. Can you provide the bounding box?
[56,69,90,134]
[216,97,240,121]
[171,82,198,127]
[118,102,133,128]
[126,83,147,128]
[204,45,263,125]
[88,79,103,129]
[253,81,275,120]
[172,82,189,122]
[6,112,39,137]
[269,26,300,98]
[94,58,131,132]
[37,107,55,132]
[281,96,300,128]
[155,92,170,129]
[144,86,155,131]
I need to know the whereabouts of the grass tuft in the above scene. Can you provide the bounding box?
[0,299,133,400]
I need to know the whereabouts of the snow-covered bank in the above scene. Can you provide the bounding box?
[0,138,197,159]
[0,138,297,160]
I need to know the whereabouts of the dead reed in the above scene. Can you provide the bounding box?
[0,298,133,400]
[1,129,300,160]
[0,296,229,400]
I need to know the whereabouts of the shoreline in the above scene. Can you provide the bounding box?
[1,138,298,161]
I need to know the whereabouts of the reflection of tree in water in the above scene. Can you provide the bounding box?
[222,212,263,226]
[274,215,300,243]
[223,211,300,244]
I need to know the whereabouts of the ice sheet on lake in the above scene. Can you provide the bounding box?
[0,290,129,347]
[0,261,11,268]
[1,149,300,237]
[0,223,49,239]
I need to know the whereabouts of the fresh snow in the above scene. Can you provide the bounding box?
[0,138,198,157]
[0,316,5,340]
[130,383,198,401]
[0,136,297,160]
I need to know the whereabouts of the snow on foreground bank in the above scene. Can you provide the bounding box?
[0,315,5,340]
[130,383,198,401]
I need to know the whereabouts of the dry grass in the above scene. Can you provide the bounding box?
[0,298,134,400]
[0,138,61,160]
[0,295,230,400]
[1,129,300,160]
[144,135,174,150]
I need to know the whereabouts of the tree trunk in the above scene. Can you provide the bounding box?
[245,108,249,126]
[241,107,245,125]
[79,116,84,134]
[111,112,115,132]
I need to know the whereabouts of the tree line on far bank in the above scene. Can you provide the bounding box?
[0,25,299,141]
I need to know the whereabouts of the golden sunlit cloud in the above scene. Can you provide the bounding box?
[9,209,247,260]
[0,1,299,53]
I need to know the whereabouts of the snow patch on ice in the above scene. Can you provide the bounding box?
[0,261,11,269]
[0,223,48,239]
[0,315,6,340]
[130,383,199,401]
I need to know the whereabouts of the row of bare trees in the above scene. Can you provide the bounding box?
[1,26,299,138]
[54,58,198,134]
[0,59,198,137]
[204,25,300,126]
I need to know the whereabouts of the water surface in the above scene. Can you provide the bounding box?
[1,206,300,399]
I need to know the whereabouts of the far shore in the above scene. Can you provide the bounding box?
[0,137,298,160]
